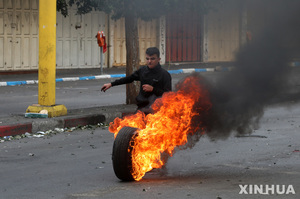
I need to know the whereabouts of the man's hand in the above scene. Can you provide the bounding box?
[142,84,153,92]
[101,83,112,92]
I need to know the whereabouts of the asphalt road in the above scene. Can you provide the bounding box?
[1,67,299,118]
[0,102,299,199]
[1,67,300,198]
[0,72,219,117]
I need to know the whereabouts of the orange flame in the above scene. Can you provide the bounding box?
[109,75,212,181]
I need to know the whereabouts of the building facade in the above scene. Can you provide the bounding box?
[2,0,293,72]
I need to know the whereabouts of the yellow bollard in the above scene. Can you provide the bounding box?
[26,0,67,117]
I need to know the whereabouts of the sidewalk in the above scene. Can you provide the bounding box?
[0,62,235,138]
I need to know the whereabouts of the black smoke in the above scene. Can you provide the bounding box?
[181,1,300,139]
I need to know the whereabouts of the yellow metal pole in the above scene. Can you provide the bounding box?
[26,0,67,117]
[38,0,56,106]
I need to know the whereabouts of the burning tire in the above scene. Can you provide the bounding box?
[112,126,139,181]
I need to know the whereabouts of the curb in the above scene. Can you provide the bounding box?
[0,104,138,138]
[0,114,106,137]
[0,123,32,137]
[0,67,216,87]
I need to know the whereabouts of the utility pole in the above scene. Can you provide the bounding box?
[26,0,67,117]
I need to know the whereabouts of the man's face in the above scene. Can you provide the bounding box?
[146,54,160,69]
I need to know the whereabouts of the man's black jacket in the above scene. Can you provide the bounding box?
[111,64,172,108]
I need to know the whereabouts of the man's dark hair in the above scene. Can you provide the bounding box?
[146,47,160,58]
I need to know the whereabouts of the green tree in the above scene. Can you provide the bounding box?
[57,0,222,104]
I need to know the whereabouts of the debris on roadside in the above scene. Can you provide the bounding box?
[235,134,268,138]
[0,123,108,143]
[25,112,48,118]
